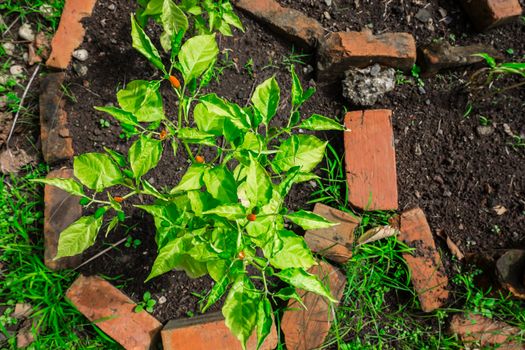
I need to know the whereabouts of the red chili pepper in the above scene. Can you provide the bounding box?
[114,196,124,203]
[159,129,168,140]
[247,213,256,222]
[195,155,205,164]
[238,251,245,260]
[169,75,181,89]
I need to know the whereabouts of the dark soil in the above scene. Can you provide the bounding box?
[58,0,524,343]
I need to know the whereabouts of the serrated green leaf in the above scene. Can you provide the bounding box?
[269,230,316,270]
[32,178,85,197]
[299,114,344,131]
[275,268,336,302]
[272,134,327,173]
[286,209,338,230]
[74,153,123,192]
[131,15,165,72]
[251,77,280,125]
[223,276,259,348]
[170,164,205,193]
[129,135,163,179]
[117,80,165,122]
[178,34,218,81]
[160,0,188,52]
[55,215,103,259]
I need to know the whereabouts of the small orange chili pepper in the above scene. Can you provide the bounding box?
[169,75,181,89]
[159,129,168,140]
[238,251,245,260]
[247,213,256,222]
[114,196,124,203]
[195,155,205,164]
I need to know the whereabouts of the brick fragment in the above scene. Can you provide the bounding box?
[304,203,360,263]
[281,261,346,350]
[44,168,82,270]
[393,207,449,312]
[450,313,522,350]
[234,0,324,48]
[46,0,97,69]
[460,0,523,31]
[66,275,162,350]
[344,110,398,211]
[161,312,278,350]
[418,41,503,76]
[40,73,74,163]
[317,30,416,81]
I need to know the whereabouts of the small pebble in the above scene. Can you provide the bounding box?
[158,296,167,304]
[10,65,23,75]
[18,23,35,41]
[476,125,495,137]
[39,4,54,17]
[324,0,332,5]
[324,11,331,20]
[72,49,89,61]
[2,42,15,56]
[108,4,116,11]
[73,63,88,77]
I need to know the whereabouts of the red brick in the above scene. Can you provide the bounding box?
[418,41,502,76]
[393,208,449,312]
[460,0,523,31]
[304,203,360,263]
[317,30,416,81]
[234,0,324,48]
[344,110,398,211]
[161,312,278,350]
[450,313,522,349]
[40,73,74,163]
[44,168,82,270]
[66,275,162,350]
[281,261,346,350]
[46,0,97,69]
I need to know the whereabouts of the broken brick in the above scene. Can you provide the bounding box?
[450,313,522,349]
[161,312,278,350]
[344,110,398,211]
[40,73,74,163]
[46,0,97,69]
[317,29,416,81]
[66,275,162,350]
[394,207,449,312]
[304,203,360,263]
[418,41,503,76]
[234,0,324,48]
[281,261,346,350]
[460,0,523,31]
[44,168,82,270]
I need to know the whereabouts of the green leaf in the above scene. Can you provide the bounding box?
[117,80,165,122]
[170,164,205,193]
[194,102,224,135]
[94,106,139,126]
[203,204,245,220]
[131,15,165,72]
[246,155,272,207]
[223,276,259,348]
[104,147,127,167]
[178,128,216,146]
[32,178,85,197]
[256,297,272,350]
[290,65,303,108]
[285,209,338,230]
[299,114,344,131]
[128,135,163,179]
[203,167,238,203]
[160,0,188,52]
[269,230,316,270]
[272,134,327,173]
[251,76,280,125]
[275,268,336,302]
[200,94,250,131]
[222,3,244,31]
[202,272,229,312]
[178,34,219,81]
[55,215,103,259]
[105,216,119,237]
[74,153,123,192]
[274,286,305,307]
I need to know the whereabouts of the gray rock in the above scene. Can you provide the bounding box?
[2,42,15,56]
[342,64,396,106]
[73,63,88,77]
[18,23,35,41]
[9,65,23,75]
[477,125,495,137]
[415,8,432,23]
[72,49,89,61]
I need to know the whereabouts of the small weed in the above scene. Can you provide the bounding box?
[506,48,515,55]
[463,103,473,118]
[281,48,309,66]
[124,235,141,249]
[411,64,425,87]
[244,57,255,78]
[395,70,410,85]
[134,292,156,313]
[492,224,501,234]
[99,118,110,128]
[479,115,491,126]
[509,135,525,148]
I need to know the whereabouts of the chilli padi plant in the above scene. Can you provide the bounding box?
[34,6,345,349]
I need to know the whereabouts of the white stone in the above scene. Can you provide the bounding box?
[18,23,35,41]
[2,42,15,56]
[10,65,24,76]
[39,4,54,17]
[72,49,89,61]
